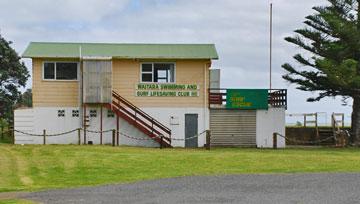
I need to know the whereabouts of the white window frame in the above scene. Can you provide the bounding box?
[42,61,79,81]
[140,63,154,83]
[140,62,176,83]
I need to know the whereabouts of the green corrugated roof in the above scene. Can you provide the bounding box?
[22,42,219,60]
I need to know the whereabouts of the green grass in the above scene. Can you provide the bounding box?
[1,145,360,193]
[0,199,35,204]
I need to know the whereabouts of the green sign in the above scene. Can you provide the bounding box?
[136,83,199,97]
[226,89,268,110]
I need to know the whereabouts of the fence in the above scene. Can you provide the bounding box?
[286,112,348,127]
[5,127,212,150]
[272,131,349,149]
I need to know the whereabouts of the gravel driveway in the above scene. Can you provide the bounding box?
[23,173,360,204]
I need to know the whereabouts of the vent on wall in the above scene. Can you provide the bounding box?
[72,110,79,117]
[58,110,65,117]
[107,109,115,118]
[90,110,97,117]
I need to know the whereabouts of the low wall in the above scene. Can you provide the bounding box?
[285,127,351,145]
[285,127,318,145]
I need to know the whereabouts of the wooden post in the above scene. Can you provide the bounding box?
[116,116,119,146]
[100,106,103,145]
[273,133,277,149]
[112,129,116,147]
[78,128,81,145]
[43,129,46,145]
[0,124,3,140]
[206,130,211,150]
[160,136,163,149]
[11,116,14,144]
[304,115,306,127]
[83,104,87,145]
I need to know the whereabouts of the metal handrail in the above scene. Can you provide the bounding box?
[112,91,171,138]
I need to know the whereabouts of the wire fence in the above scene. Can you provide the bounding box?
[14,129,79,137]
[8,127,209,147]
[171,130,207,141]
[10,128,350,148]
[275,132,336,145]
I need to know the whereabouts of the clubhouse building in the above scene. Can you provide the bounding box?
[14,42,286,148]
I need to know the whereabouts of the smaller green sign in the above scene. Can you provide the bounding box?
[226,89,268,110]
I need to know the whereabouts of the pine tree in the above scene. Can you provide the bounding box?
[282,0,360,145]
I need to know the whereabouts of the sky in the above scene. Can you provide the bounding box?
[0,0,352,125]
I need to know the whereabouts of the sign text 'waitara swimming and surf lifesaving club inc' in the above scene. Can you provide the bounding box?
[136,83,200,97]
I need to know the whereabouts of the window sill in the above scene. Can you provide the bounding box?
[42,79,79,82]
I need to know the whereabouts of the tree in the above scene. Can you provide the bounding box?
[282,0,360,145]
[16,89,32,108]
[0,33,29,121]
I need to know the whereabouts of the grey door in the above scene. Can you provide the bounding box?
[185,114,198,148]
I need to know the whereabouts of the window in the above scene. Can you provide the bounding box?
[43,62,78,80]
[141,63,153,82]
[141,63,175,83]
[44,63,55,79]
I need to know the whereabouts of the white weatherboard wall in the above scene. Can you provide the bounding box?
[14,108,35,144]
[14,107,208,147]
[85,107,208,147]
[87,107,159,147]
[14,107,158,146]
[256,107,286,148]
[15,107,80,144]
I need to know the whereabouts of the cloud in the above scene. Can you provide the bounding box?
[0,0,129,24]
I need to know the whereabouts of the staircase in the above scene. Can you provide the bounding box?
[104,91,172,147]
[317,128,335,146]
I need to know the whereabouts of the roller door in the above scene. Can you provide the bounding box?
[210,109,256,147]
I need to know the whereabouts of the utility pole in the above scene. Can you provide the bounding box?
[269,2,273,90]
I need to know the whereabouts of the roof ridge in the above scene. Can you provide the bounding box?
[23,42,219,60]
[29,42,216,46]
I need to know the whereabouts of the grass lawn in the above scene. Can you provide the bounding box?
[0,199,35,204]
[1,144,360,194]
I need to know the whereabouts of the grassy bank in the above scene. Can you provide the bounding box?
[1,144,360,193]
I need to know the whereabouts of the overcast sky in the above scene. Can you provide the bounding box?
[0,0,352,125]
